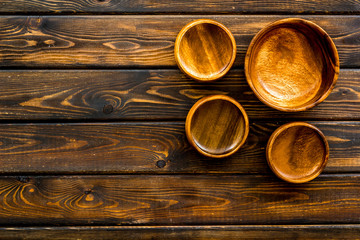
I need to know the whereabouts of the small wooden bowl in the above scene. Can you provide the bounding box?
[245,18,339,111]
[185,95,249,158]
[175,19,236,81]
[267,122,329,183]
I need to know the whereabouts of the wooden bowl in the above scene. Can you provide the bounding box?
[267,122,329,183]
[245,18,339,111]
[185,95,249,158]
[175,19,236,81]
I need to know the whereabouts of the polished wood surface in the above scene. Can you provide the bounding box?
[175,19,236,81]
[267,122,329,183]
[245,18,339,111]
[0,1,359,239]
[185,95,248,157]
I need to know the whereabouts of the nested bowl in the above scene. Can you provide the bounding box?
[245,18,339,111]
[267,122,329,183]
[185,95,249,158]
[175,19,236,81]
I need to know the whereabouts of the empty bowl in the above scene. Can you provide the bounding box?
[245,18,339,111]
[267,122,329,183]
[175,19,236,81]
[185,95,249,158]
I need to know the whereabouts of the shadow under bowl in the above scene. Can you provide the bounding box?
[185,95,249,158]
[266,122,329,183]
[175,19,236,81]
[245,18,339,111]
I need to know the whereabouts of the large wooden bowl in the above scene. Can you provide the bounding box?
[175,19,236,81]
[267,122,329,183]
[245,18,339,111]
[185,95,249,158]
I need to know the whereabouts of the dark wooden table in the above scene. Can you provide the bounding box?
[0,1,359,239]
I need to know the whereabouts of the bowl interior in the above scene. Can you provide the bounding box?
[190,99,246,156]
[247,20,338,110]
[178,22,234,80]
[268,124,327,182]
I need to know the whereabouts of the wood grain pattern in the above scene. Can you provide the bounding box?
[0,175,359,225]
[0,16,359,68]
[174,19,236,81]
[1,0,360,14]
[1,0,359,235]
[0,69,359,120]
[1,225,359,240]
[267,122,329,183]
[0,122,357,174]
[245,18,339,111]
[185,95,249,158]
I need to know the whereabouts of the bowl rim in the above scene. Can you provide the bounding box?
[175,19,237,82]
[244,18,340,112]
[185,95,249,158]
[266,122,329,183]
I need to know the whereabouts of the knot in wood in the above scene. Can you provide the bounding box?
[156,160,166,168]
[84,189,92,195]
[103,104,114,114]
[26,17,44,30]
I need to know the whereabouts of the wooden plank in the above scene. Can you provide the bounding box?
[0,225,359,239]
[0,69,358,120]
[0,122,358,174]
[0,16,359,68]
[1,0,360,14]
[0,175,359,225]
